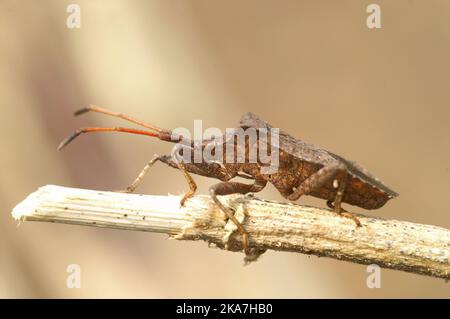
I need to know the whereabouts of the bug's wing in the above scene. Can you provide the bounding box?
[238,112,332,163]
[327,152,399,198]
[238,113,399,198]
[238,112,271,129]
[279,131,399,199]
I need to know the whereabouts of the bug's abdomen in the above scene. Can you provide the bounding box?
[269,159,322,198]
[282,167,392,210]
[342,177,392,209]
[309,175,392,210]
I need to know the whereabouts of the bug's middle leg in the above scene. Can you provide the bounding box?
[209,179,267,255]
[176,160,198,206]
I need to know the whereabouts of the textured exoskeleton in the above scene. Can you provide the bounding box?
[59,106,399,255]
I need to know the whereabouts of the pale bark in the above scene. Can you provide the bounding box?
[11,185,450,279]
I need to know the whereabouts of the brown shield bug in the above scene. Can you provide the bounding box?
[59,105,398,255]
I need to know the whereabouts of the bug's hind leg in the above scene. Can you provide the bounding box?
[327,200,362,227]
[327,173,362,227]
[287,163,361,227]
[288,163,346,201]
[209,180,267,255]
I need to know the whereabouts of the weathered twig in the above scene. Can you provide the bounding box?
[11,185,450,279]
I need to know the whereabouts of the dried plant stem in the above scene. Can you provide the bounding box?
[11,185,450,279]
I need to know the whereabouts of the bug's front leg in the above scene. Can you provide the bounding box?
[118,152,197,207]
[118,154,164,193]
[209,180,267,255]
[287,163,361,227]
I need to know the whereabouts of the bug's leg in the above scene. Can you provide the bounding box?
[332,171,347,212]
[118,150,197,206]
[327,174,362,227]
[118,154,164,193]
[287,163,361,227]
[326,200,361,227]
[287,163,346,201]
[171,148,198,206]
[327,200,346,211]
[209,180,267,255]
[176,160,198,207]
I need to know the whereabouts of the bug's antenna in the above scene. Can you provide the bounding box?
[59,106,195,151]
[57,127,160,151]
[74,105,165,133]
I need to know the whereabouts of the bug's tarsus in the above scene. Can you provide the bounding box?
[341,212,362,227]
[326,200,362,227]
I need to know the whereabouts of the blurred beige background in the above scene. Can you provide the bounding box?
[1,0,449,298]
